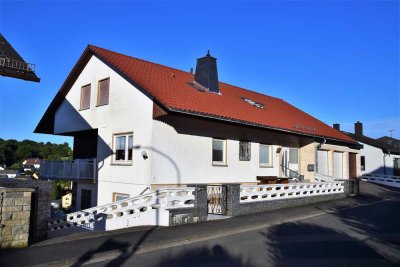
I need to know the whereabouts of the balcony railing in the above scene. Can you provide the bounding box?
[40,159,97,181]
[0,57,36,73]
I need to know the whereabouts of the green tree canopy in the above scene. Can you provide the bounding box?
[0,139,72,167]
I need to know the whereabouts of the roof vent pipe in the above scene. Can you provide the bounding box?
[194,50,219,94]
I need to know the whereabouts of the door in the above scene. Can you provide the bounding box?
[81,189,92,210]
[349,153,357,179]
[282,147,299,177]
[317,150,329,175]
[333,152,343,178]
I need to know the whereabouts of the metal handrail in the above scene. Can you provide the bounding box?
[0,57,36,73]
[280,164,304,181]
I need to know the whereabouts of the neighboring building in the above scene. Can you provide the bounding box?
[0,170,19,179]
[22,158,41,170]
[36,45,360,210]
[0,34,40,82]
[338,122,400,176]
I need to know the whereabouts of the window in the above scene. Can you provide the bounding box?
[241,97,264,109]
[361,156,365,171]
[289,148,298,164]
[259,144,272,167]
[113,192,130,202]
[97,78,110,106]
[113,133,133,163]
[80,84,91,110]
[212,139,227,165]
[239,141,251,161]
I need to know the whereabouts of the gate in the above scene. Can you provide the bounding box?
[207,185,225,215]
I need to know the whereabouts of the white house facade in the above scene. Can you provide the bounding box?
[37,45,361,211]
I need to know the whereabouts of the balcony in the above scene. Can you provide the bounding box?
[40,159,97,181]
[0,57,36,73]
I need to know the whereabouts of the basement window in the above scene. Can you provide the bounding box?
[241,97,264,109]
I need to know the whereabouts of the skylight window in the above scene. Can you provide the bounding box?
[241,97,264,109]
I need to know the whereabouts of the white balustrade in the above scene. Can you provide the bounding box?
[40,159,96,181]
[48,187,195,234]
[240,182,345,203]
[361,173,400,188]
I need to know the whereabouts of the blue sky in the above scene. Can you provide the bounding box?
[0,0,399,147]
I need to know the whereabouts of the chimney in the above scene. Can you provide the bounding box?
[333,123,340,131]
[194,50,219,94]
[355,121,363,136]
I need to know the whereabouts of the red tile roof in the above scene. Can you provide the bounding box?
[36,45,356,144]
[89,45,355,144]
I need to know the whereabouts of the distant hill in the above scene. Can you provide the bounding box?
[0,138,72,168]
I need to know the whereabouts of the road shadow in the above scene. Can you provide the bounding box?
[71,226,157,267]
[153,244,255,267]
[262,221,388,265]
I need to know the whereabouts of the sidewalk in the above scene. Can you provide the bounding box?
[1,181,399,267]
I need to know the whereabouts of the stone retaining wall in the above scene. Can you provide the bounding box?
[0,179,51,243]
[0,187,34,248]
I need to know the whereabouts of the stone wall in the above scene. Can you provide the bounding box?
[0,187,34,248]
[169,184,208,226]
[0,179,51,243]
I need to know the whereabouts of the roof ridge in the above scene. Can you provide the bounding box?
[88,45,283,102]
[88,44,193,77]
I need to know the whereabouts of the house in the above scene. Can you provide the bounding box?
[0,170,19,179]
[22,158,41,171]
[338,122,400,176]
[35,45,361,211]
[0,34,40,82]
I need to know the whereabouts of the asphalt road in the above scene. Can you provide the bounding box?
[1,182,399,267]
[85,197,400,267]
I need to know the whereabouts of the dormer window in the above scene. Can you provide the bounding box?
[241,97,264,109]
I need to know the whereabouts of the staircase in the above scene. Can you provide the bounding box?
[48,187,195,238]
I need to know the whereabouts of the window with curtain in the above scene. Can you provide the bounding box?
[212,139,226,165]
[80,84,91,110]
[259,144,272,167]
[114,133,133,163]
[97,78,110,106]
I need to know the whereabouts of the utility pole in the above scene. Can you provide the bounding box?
[388,130,395,138]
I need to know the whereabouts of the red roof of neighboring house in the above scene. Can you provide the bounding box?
[35,45,356,145]
[23,158,41,165]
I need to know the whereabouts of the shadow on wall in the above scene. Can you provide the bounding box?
[133,145,181,185]
[366,166,399,176]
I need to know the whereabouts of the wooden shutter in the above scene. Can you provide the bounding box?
[98,78,110,106]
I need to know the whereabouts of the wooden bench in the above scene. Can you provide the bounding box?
[257,176,290,184]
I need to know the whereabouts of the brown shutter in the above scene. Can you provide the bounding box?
[80,84,91,110]
[98,78,110,106]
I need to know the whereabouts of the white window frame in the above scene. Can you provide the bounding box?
[259,144,273,167]
[112,132,134,165]
[212,139,227,166]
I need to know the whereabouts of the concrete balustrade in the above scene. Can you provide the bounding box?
[240,182,345,203]
[48,188,195,237]
[361,174,400,188]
